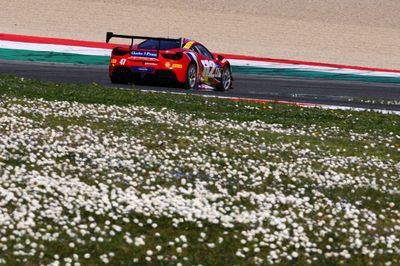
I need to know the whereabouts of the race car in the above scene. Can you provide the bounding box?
[106,32,233,91]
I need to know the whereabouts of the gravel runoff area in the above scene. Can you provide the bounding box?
[0,0,399,69]
[0,76,400,264]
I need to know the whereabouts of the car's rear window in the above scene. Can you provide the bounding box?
[138,39,181,50]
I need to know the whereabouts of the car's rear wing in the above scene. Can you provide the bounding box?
[106,32,182,55]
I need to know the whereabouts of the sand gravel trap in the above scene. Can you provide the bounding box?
[1,0,399,69]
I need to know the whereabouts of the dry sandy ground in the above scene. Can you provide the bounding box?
[1,0,399,69]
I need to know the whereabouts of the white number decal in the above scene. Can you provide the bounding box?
[201,60,216,77]
[120,59,126,65]
[201,60,221,78]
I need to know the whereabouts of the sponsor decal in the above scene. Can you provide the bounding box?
[131,50,158,58]
[172,64,183,69]
[132,66,155,73]
[110,59,117,64]
[183,41,194,49]
[144,62,158,66]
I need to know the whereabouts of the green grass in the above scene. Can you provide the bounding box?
[1,75,400,265]
[1,75,399,133]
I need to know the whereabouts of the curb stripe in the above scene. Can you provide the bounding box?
[3,47,398,84]
[1,33,399,84]
[0,40,110,56]
[231,66,400,84]
[229,59,400,78]
[0,48,109,65]
[1,47,399,84]
[0,33,120,49]
[1,33,399,74]
[220,53,400,74]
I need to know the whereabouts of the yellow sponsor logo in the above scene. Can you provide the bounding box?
[172,64,183,69]
[165,62,171,68]
[110,59,117,64]
[183,41,194,49]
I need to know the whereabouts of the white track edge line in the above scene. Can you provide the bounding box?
[126,88,400,116]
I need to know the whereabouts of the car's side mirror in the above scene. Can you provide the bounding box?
[217,55,224,61]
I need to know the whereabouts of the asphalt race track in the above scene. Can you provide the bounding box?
[1,59,400,111]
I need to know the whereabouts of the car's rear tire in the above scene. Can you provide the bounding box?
[183,63,198,89]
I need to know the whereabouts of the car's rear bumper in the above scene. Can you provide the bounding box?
[109,59,187,83]
[111,66,182,83]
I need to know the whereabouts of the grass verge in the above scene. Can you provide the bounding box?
[0,75,399,265]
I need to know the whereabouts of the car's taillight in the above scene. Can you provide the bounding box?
[112,48,129,56]
[162,52,182,60]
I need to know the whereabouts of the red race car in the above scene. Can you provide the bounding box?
[106,32,233,90]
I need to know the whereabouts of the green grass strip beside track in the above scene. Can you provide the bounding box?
[1,48,400,84]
